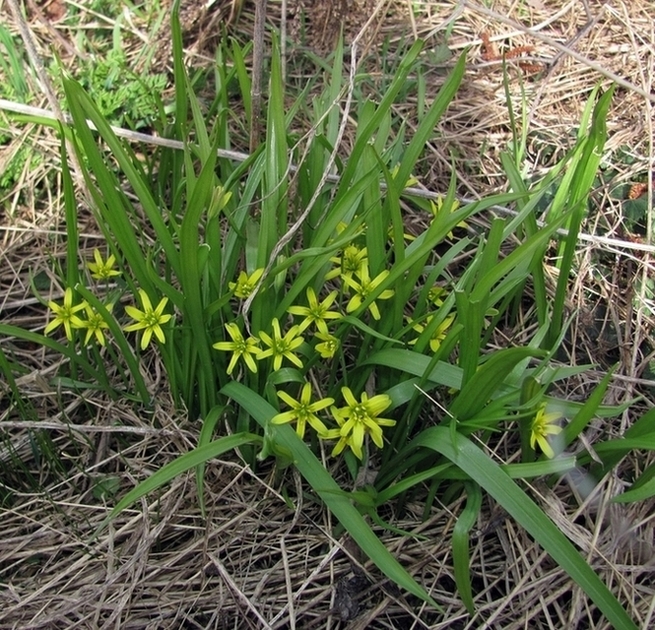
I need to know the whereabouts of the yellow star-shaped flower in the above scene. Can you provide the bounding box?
[271,382,334,439]
[530,403,563,459]
[343,267,394,320]
[213,322,261,375]
[44,287,86,341]
[288,287,341,333]
[258,318,304,371]
[322,387,396,459]
[124,290,172,350]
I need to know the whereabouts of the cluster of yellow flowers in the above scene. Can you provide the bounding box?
[220,265,398,458]
[268,382,396,460]
[45,239,564,461]
[45,250,172,351]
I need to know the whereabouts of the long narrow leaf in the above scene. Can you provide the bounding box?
[63,79,181,275]
[196,405,226,515]
[612,475,655,504]
[452,482,482,615]
[221,381,441,609]
[259,37,288,265]
[0,324,104,385]
[410,427,637,629]
[393,51,466,190]
[563,368,615,447]
[450,347,544,420]
[100,432,262,533]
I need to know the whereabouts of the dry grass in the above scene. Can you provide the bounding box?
[1,0,655,628]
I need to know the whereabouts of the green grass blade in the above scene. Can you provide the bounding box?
[221,380,441,609]
[0,324,105,385]
[275,165,380,315]
[231,40,252,129]
[454,289,486,388]
[0,343,23,402]
[500,152,549,326]
[100,432,262,532]
[503,457,577,478]
[411,427,637,629]
[393,50,466,191]
[61,130,154,297]
[62,78,181,276]
[178,138,220,414]
[612,474,655,503]
[593,436,655,455]
[365,348,464,393]
[171,0,188,138]
[376,456,576,506]
[563,368,615,448]
[452,482,482,615]
[588,408,655,477]
[339,40,423,188]
[60,135,80,290]
[196,405,226,515]
[259,38,288,265]
[450,347,545,420]
[470,211,569,304]
[548,87,613,346]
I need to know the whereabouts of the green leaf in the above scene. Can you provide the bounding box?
[178,133,221,414]
[339,40,423,188]
[60,135,79,291]
[450,348,545,421]
[62,78,181,278]
[393,51,466,192]
[196,405,226,515]
[365,348,463,391]
[171,0,188,139]
[548,87,614,347]
[259,37,288,265]
[452,482,481,615]
[455,289,486,387]
[612,476,655,504]
[563,367,615,448]
[221,381,441,609]
[593,436,655,454]
[503,457,576,478]
[409,428,636,629]
[590,407,655,476]
[340,315,403,344]
[99,432,261,533]
[0,324,105,386]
